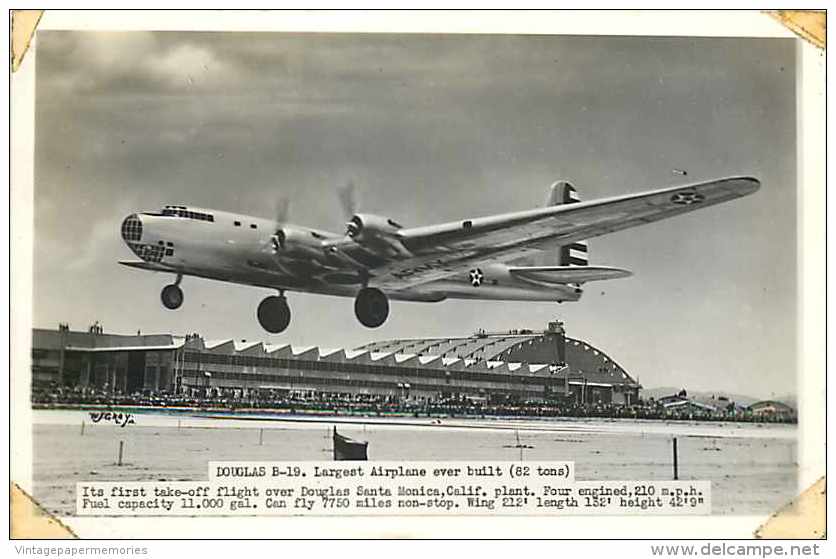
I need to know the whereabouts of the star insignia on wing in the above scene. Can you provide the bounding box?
[670,191,705,205]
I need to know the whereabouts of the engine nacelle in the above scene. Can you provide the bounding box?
[273,227,325,261]
[346,213,403,244]
[345,214,412,258]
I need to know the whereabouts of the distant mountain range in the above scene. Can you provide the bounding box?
[640,387,796,408]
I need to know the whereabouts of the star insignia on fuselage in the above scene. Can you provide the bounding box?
[469,268,484,287]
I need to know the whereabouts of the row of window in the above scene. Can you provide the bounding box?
[180,370,545,397]
[160,207,265,231]
[182,351,565,387]
[162,207,215,222]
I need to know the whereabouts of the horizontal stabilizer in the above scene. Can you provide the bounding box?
[509,265,632,285]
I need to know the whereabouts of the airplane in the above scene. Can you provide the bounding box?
[119,176,760,333]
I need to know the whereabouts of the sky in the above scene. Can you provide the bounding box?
[32,31,797,399]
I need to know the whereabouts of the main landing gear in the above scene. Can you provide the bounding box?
[159,277,387,333]
[257,293,291,334]
[354,287,389,328]
[161,275,184,310]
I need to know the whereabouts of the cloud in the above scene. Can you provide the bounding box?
[30,31,798,398]
[37,31,238,96]
[148,42,235,90]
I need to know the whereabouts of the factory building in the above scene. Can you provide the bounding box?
[30,320,640,405]
[31,324,182,394]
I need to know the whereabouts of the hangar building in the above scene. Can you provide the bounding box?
[357,321,640,405]
[31,320,639,405]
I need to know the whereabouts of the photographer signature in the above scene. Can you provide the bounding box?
[88,411,135,428]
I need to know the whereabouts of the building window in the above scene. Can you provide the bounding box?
[250,224,257,229]
[234,221,241,227]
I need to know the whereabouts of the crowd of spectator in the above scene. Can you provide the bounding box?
[30,384,796,423]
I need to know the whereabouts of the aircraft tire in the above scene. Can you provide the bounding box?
[257,295,291,334]
[161,284,184,310]
[355,287,389,328]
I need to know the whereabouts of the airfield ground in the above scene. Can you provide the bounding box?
[30,409,796,518]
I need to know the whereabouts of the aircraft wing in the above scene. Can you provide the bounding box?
[119,260,176,272]
[369,176,759,290]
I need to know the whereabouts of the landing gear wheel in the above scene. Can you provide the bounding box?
[257,295,291,334]
[161,284,184,310]
[354,287,389,328]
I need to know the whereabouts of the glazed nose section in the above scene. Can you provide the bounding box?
[120,213,143,244]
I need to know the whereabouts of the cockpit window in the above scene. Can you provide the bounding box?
[121,214,142,242]
[161,206,214,222]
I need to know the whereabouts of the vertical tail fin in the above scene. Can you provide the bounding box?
[557,181,580,205]
[514,180,589,267]
[545,181,563,207]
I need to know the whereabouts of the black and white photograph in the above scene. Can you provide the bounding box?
[9,10,826,541]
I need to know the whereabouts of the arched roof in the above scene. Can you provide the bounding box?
[356,329,638,387]
[358,334,540,361]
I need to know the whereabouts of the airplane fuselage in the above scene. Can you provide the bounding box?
[121,206,583,304]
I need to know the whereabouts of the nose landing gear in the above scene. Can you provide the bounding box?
[354,287,389,328]
[257,294,291,334]
[161,276,184,310]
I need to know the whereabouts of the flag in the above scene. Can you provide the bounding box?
[333,426,368,461]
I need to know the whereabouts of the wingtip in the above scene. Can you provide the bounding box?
[731,176,761,195]
[595,266,633,279]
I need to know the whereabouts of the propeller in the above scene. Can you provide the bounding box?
[273,180,356,227]
[275,196,290,224]
[337,180,357,221]
[267,196,291,254]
